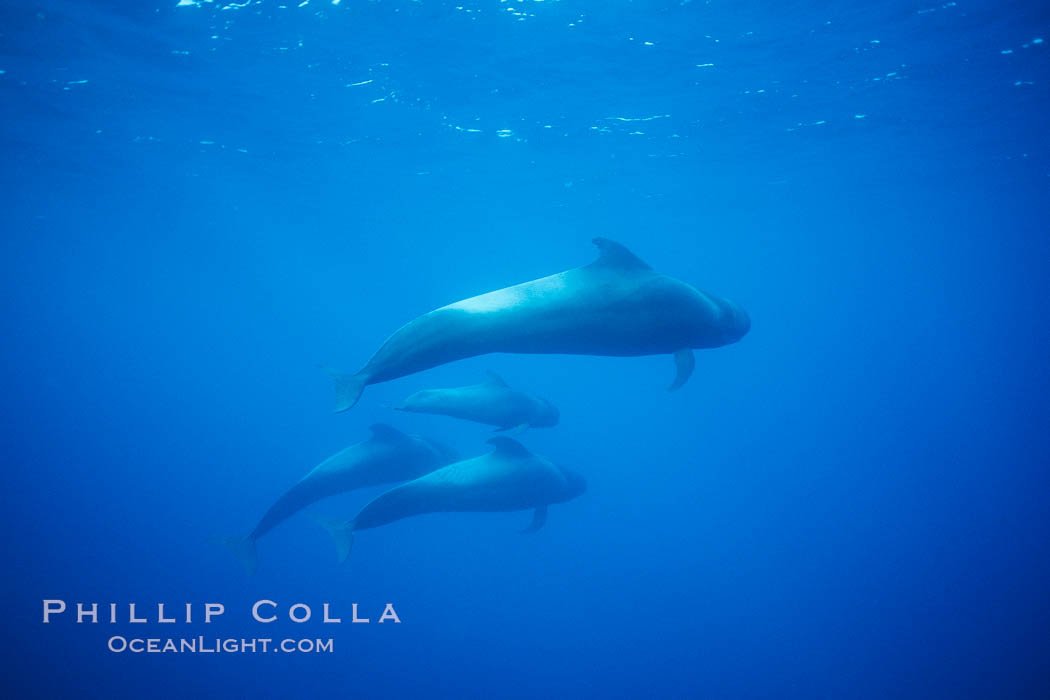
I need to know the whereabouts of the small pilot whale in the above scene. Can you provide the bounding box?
[221,424,456,574]
[394,372,559,433]
[317,437,587,563]
[326,238,749,412]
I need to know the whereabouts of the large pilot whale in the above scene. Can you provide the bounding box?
[394,372,559,433]
[221,424,456,574]
[317,437,587,563]
[326,238,749,412]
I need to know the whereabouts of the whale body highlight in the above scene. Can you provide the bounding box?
[319,437,587,562]
[326,238,750,412]
[222,424,455,574]
[395,372,559,433]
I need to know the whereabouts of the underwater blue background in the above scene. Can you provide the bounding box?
[2,0,1049,697]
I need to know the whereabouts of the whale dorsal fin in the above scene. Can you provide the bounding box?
[484,371,509,388]
[589,238,652,271]
[369,423,410,443]
[487,436,532,458]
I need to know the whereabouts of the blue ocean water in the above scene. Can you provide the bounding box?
[3,0,1049,697]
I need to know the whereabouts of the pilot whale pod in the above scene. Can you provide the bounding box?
[219,424,455,574]
[326,238,749,412]
[317,437,587,563]
[394,372,559,433]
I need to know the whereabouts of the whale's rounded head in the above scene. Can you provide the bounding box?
[533,398,560,428]
[715,298,750,346]
[557,466,588,501]
[400,389,439,411]
[726,302,751,342]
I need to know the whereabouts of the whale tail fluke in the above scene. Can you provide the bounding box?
[313,516,355,564]
[321,366,366,413]
[215,535,258,576]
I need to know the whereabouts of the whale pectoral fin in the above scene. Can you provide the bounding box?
[321,366,367,413]
[668,349,695,392]
[520,506,548,534]
[495,423,530,436]
[495,423,533,434]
